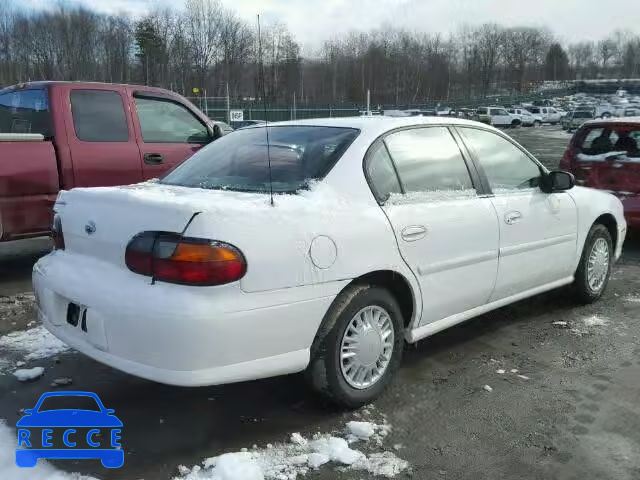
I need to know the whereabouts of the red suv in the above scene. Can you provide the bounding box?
[560,119,640,228]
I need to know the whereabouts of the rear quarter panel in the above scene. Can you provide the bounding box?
[182,134,422,325]
[568,186,626,265]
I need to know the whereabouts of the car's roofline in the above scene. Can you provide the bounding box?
[247,116,498,138]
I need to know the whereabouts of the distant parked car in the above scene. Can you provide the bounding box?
[566,110,596,132]
[231,119,266,129]
[527,106,562,125]
[475,107,516,127]
[35,116,625,407]
[508,108,542,127]
[560,117,640,229]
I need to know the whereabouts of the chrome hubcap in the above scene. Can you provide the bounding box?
[587,238,610,292]
[340,305,394,389]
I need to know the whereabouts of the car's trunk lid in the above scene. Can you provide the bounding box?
[57,183,262,269]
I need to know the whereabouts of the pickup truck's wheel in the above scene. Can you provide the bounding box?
[306,284,404,408]
[573,224,613,304]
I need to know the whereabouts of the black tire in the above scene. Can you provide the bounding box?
[511,120,521,128]
[573,224,613,304]
[534,120,542,128]
[305,284,404,408]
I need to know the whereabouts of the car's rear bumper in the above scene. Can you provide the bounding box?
[33,252,344,387]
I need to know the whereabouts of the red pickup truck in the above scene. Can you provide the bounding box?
[0,81,219,241]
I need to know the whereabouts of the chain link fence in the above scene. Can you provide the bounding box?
[187,88,573,123]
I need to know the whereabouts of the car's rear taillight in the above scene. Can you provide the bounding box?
[125,232,246,286]
[51,214,65,250]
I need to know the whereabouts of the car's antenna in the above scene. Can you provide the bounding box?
[257,14,274,207]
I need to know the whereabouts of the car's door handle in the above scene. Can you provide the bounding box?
[401,225,427,242]
[144,153,164,165]
[504,211,522,225]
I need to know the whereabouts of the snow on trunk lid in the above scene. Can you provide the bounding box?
[59,185,197,268]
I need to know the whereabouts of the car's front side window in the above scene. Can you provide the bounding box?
[459,127,542,193]
[383,127,476,202]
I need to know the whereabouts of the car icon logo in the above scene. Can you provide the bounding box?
[84,221,96,235]
[15,391,123,468]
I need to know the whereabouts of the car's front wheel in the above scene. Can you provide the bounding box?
[573,224,613,304]
[306,284,404,408]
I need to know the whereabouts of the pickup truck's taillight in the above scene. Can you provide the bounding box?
[51,214,65,250]
[125,232,246,286]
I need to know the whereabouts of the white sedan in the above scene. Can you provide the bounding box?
[34,117,626,407]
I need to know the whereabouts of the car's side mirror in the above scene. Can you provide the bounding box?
[206,123,216,142]
[23,409,34,415]
[105,409,115,414]
[541,170,575,193]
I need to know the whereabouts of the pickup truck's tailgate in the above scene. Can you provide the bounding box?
[58,185,196,268]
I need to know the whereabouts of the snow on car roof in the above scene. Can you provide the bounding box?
[584,116,640,126]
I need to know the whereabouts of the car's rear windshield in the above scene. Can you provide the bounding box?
[577,125,640,158]
[161,126,359,193]
[0,88,51,136]
[573,111,594,118]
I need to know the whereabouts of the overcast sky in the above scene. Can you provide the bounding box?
[19,0,640,54]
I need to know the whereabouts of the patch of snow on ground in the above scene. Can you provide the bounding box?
[583,315,608,327]
[174,420,407,480]
[346,421,376,440]
[624,295,640,303]
[13,366,44,381]
[0,421,97,479]
[0,326,69,362]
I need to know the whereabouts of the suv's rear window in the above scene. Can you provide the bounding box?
[0,88,51,136]
[161,126,359,193]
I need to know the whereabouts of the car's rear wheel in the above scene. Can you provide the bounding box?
[534,120,542,127]
[306,284,404,408]
[511,120,521,128]
[573,224,613,304]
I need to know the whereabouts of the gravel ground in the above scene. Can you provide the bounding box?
[0,125,639,480]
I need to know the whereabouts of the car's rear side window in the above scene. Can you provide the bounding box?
[365,141,402,202]
[161,126,359,193]
[71,90,129,142]
[0,88,51,136]
[384,127,475,196]
[476,107,487,114]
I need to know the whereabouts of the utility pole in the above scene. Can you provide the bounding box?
[226,83,230,123]
[366,89,371,116]
[292,91,296,120]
